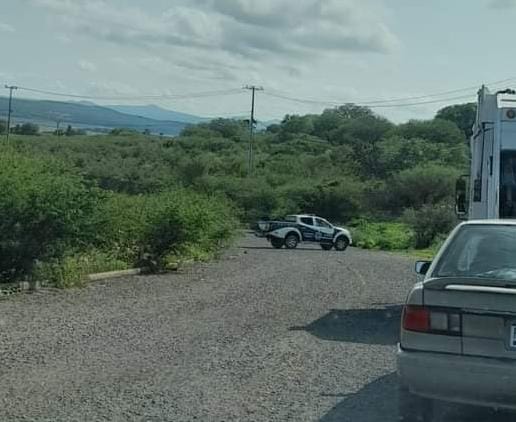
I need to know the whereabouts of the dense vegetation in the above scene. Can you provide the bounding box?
[0,102,473,285]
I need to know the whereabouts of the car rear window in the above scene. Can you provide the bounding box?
[434,225,516,281]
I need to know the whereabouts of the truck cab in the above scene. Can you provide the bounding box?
[458,86,516,219]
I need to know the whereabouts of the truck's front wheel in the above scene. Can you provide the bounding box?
[270,237,284,249]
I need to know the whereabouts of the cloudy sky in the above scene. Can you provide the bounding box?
[1,0,516,122]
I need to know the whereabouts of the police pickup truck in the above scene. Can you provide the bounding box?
[255,214,352,250]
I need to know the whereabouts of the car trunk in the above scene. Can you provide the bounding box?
[425,277,516,359]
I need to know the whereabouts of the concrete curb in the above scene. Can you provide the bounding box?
[0,268,146,295]
[87,268,144,282]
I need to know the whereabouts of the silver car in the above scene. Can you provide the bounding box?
[397,220,516,421]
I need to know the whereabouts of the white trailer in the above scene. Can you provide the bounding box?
[457,86,516,219]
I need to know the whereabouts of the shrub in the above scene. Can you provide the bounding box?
[95,189,238,268]
[351,220,414,250]
[143,190,237,264]
[384,164,459,213]
[0,151,102,281]
[12,123,39,135]
[33,250,128,288]
[402,203,457,248]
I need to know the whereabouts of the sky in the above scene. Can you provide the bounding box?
[1,0,516,123]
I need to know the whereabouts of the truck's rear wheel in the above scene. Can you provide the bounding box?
[270,237,284,249]
[320,243,333,251]
[284,233,299,249]
[334,236,349,251]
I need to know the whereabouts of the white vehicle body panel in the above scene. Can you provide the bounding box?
[469,87,516,219]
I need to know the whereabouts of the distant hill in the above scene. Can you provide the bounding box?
[106,104,208,124]
[0,97,186,135]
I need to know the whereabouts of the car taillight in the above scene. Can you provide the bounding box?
[402,306,461,335]
[403,306,430,332]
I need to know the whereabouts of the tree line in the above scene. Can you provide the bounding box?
[0,101,476,285]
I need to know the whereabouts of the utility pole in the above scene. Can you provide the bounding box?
[243,85,263,176]
[4,85,18,143]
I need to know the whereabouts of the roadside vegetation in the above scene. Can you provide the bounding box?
[0,102,473,286]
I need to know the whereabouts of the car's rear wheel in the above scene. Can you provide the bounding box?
[398,385,434,422]
[284,233,299,249]
[270,237,284,249]
[320,243,333,250]
[334,236,349,251]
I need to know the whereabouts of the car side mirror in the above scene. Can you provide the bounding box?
[415,260,431,275]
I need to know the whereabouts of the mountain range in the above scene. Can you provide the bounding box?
[0,97,190,135]
[106,104,208,125]
[0,96,279,135]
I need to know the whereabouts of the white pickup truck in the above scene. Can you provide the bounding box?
[255,214,352,251]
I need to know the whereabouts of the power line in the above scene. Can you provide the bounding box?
[14,85,244,101]
[264,77,516,108]
[361,93,477,108]
[356,77,516,104]
[263,90,477,109]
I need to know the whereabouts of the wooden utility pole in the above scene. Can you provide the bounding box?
[4,85,17,143]
[243,85,263,175]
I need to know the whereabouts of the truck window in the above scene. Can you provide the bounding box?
[300,217,314,225]
[500,151,516,217]
[315,218,332,228]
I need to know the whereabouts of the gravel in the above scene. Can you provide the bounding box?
[0,235,512,421]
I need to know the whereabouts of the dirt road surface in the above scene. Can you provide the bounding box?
[0,235,512,421]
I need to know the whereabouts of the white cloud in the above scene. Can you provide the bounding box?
[489,0,516,8]
[32,0,398,58]
[78,60,97,73]
[0,23,15,32]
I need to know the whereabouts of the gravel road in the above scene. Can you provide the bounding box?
[0,235,513,421]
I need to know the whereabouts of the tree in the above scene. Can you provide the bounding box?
[436,103,476,139]
[329,116,393,145]
[312,105,374,140]
[12,123,39,135]
[278,115,314,140]
[0,120,6,134]
[333,104,374,120]
[393,118,463,144]
[142,128,151,135]
[207,118,246,139]
[66,125,74,136]
[378,135,468,176]
[384,164,459,212]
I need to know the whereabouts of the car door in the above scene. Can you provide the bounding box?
[298,216,316,241]
[314,218,335,242]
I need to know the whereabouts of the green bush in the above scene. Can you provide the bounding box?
[144,190,237,264]
[384,164,459,213]
[96,189,238,268]
[0,151,102,281]
[33,250,128,288]
[402,203,457,248]
[351,220,414,250]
